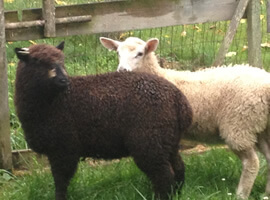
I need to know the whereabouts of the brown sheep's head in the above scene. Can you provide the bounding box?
[15,42,70,90]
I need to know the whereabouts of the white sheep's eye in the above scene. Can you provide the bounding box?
[135,52,143,58]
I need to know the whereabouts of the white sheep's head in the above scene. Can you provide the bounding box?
[100,37,159,72]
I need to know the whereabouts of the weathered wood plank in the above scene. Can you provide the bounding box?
[12,150,48,170]
[213,0,250,66]
[247,0,262,68]
[6,20,44,29]
[0,0,12,170]
[5,10,19,23]
[5,0,241,41]
[42,0,56,37]
[5,16,91,29]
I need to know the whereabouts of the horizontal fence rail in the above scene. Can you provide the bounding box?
[4,0,241,41]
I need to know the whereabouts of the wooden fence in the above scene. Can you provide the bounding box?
[0,0,12,170]
[0,0,267,170]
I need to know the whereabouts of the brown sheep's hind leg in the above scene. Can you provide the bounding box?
[48,155,80,200]
[133,156,176,200]
[170,152,185,191]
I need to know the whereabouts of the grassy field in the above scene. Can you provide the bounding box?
[1,0,270,199]
[0,148,268,200]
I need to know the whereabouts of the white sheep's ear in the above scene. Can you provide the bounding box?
[99,37,120,51]
[145,38,159,54]
[15,47,30,62]
[56,41,65,51]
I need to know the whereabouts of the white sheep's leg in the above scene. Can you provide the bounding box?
[258,136,270,195]
[233,148,259,199]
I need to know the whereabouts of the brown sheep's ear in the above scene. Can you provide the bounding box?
[56,41,65,51]
[15,48,30,62]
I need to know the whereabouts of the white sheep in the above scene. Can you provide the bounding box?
[100,36,270,199]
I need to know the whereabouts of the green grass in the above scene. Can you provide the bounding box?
[0,148,268,200]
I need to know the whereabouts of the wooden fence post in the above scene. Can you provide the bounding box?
[267,0,270,33]
[247,0,262,68]
[43,0,56,37]
[0,0,12,170]
[213,0,250,66]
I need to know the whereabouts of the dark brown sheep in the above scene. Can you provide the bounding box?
[14,42,192,200]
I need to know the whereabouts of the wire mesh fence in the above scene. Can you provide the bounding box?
[3,0,270,149]
[5,0,270,74]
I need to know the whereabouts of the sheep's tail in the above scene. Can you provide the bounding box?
[176,92,193,134]
[264,85,270,139]
[267,84,270,115]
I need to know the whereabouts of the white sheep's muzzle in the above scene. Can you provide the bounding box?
[117,65,132,72]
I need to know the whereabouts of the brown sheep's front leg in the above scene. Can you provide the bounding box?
[48,155,79,200]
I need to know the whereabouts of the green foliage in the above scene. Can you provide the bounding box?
[0,169,15,185]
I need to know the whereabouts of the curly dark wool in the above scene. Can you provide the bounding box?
[14,43,192,200]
